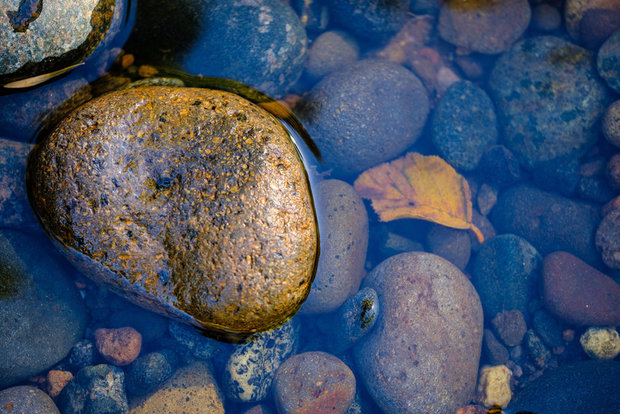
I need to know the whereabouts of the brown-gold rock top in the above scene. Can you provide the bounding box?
[27,85,318,339]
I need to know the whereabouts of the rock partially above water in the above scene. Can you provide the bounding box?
[28,86,318,338]
[0,0,116,85]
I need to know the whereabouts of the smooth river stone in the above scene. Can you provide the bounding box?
[354,252,483,413]
[28,86,318,338]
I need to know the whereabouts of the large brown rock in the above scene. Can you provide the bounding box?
[28,86,318,338]
[543,251,620,326]
[354,252,483,413]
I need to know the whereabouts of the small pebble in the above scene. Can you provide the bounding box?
[476,184,497,216]
[0,386,60,414]
[595,209,620,269]
[606,153,620,189]
[491,310,527,347]
[125,349,179,396]
[531,4,561,32]
[532,310,565,354]
[426,225,471,270]
[94,327,142,366]
[580,327,620,360]
[524,330,552,369]
[475,365,512,408]
[46,370,74,399]
[66,340,96,372]
[603,100,620,148]
[58,364,128,414]
[304,30,359,80]
[482,329,509,366]
[273,351,356,414]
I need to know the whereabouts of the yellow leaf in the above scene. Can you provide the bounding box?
[354,152,484,243]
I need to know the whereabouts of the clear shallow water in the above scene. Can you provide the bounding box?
[1,0,620,413]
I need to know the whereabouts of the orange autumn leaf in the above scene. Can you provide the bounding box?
[353,152,484,243]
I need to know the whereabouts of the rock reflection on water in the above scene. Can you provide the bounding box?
[1,0,620,413]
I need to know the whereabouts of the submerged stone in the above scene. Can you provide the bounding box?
[28,85,318,338]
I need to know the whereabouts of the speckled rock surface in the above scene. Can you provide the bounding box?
[564,0,620,42]
[223,319,299,403]
[0,0,116,85]
[431,80,498,171]
[273,351,356,414]
[489,36,609,169]
[58,364,128,414]
[28,86,318,337]
[0,230,86,389]
[297,59,429,177]
[354,252,483,413]
[301,179,368,314]
[0,386,59,414]
[129,360,224,414]
[438,0,531,54]
[325,0,410,41]
[598,29,620,94]
[126,0,307,97]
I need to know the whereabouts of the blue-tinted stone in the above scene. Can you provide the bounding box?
[489,36,609,169]
[431,81,498,171]
[58,364,127,414]
[0,386,59,414]
[0,230,86,389]
[125,349,179,396]
[598,28,620,93]
[472,234,541,319]
[325,0,409,41]
[168,320,221,361]
[66,340,97,372]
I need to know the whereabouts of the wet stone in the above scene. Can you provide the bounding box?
[320,287,380,354]
[273,351,356,414]
[595,209,620,269]
[606,153,620,190]
[325,0,409,41]
[426,224,471,270]
[301,179,368,314]
[477,145,521,189]
[482,329,509,366]
[125,349,179,396]
[58,364,128,414]
[0,0,116,85]
[28,85,318,338]
[304,30,359,81]
[438,0,531,55]
[0,386,60,414]
[66,340,97,372]
[506,361,620,414]
[472,234,541,319]
[108,303,168,344]
[579,8,620,49]
[543,251,620,326]
[491,184,601,266]
[94,327,142,366]
[532,156,580,197]
[168,320,220,361]
[431,80,498,171]
[524,329,552,369]
[489,36,609,170]
[532,309,565,353]
[129,360,224,413]
[531,4,561,33]
[580,327,620,360]
[0,230,86,389]
[354,252,483,413]
[564,0,620,44]
[297,59,429,177]
[603,100,620,148]
[223,319,299,403]
[126,0,307,97]
[491,310,527,348]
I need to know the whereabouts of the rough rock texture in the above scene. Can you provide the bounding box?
[354,252,483,413]
[489,36,609,169]
[58,364,128,414]
[0,386,60,414]
[0,0,116,85]
[129,360,224,413]
[438,0,531,54]
[94,327,142,366]
[273,351,356,414]
[28,86,318,337]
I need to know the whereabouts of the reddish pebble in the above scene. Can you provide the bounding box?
[46,370,73,398]
[94,327,142,366]
[456,404,487,414]
[273,351,355,414]
[543,251,620,326]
